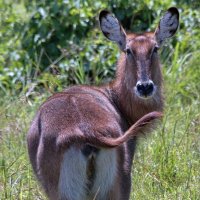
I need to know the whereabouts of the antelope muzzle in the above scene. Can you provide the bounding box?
[135,80,155,99]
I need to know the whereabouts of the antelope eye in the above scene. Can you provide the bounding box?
[126,48,131,55]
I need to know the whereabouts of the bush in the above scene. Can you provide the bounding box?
[0,0,199,97]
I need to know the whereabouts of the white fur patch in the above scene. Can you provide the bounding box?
[90,149,117,199]
[58,147,88,200]
[58,147,117,200]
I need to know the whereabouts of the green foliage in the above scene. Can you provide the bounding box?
[20,0,177,72]
[22,0,106,68]
[0,1,27,94]
[1,0,199,97]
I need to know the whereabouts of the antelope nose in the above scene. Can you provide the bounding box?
[136,80,154,97]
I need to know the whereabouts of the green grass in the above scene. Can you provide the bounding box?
[0,47,199,200]
[131,104,199,199]
[0,97,46,199]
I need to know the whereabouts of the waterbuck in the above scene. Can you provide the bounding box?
[27,7,179,200]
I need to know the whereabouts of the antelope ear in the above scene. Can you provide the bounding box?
[99,10,126,51]
[155,7,179,46]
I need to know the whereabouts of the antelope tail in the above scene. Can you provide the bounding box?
[57,111,163,152]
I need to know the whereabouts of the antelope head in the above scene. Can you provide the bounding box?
[99,7,179,100]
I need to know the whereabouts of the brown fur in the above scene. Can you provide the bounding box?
[27,7,179,200]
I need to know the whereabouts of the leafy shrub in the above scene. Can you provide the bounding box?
[0,0,199,97]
